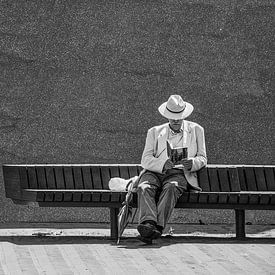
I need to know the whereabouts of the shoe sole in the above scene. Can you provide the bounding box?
[137,235,152,245]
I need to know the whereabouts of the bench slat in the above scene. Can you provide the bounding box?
[73,167,84,189]
[254,167,267,191]
[228,168,241,191]
[237,167,247,190]
[208,193,218,203]
[91,166,102,189]
[46,166,57,189]
[36,167,47,189]
[64,167,74,189]
[119,166,130,180]
[128,165,139,179]
[73,192,82,202]
[82,167,92,189]
[100,166,111,190]
[109,166,120,178]
[208,168,220,192]
[227,194,239,204]
[245,167,257,191]
[197,167,210,191]
[28,167,38,189]
[19,166,29,189]
[218,169,230,192]
[265,167,275,191]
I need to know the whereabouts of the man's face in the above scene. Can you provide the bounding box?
[168,119,184,132]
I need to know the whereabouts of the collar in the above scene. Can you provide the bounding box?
[169,125,183,136]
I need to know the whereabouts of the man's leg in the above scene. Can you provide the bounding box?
[157,173,188,230]
[137,171,161,225]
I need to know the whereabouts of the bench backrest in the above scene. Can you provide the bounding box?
[237,166,275,191]
[3,165,275,202]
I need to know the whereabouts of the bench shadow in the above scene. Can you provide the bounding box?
[1,235,275,247]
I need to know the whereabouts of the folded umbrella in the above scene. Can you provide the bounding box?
[116,171,146,244]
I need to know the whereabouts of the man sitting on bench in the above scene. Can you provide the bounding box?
[137,94,207,244]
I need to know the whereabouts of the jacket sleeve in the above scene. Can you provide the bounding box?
[141,128,168,174]
[190,125,207,172]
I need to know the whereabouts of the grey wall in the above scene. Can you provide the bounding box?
[0,0,274,224]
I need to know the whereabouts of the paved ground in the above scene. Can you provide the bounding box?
[0,223,275,274]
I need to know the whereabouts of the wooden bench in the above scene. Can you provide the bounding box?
[2,164,275,239]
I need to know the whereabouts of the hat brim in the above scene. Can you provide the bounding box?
[158,101,194,120]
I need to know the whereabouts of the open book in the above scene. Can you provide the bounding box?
[166,140,188,165]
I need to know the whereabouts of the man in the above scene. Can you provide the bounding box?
[137,94,207,244]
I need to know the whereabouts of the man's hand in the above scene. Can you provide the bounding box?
[163,159,174,172]
[180,159,193,171]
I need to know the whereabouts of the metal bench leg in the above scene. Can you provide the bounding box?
[235,209,245,239]
[110,208,119,240]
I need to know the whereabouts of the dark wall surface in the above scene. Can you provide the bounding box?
[0,0,274,224]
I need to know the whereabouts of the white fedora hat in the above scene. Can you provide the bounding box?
[158,95,194,120]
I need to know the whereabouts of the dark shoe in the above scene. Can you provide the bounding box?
[137,235,153,245]
[137,223,155,238]
[151,229,162,239]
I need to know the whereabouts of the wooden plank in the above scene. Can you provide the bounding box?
[227,194,239,204]
[198,193,208,203]
[208,168,220,192]
[109,166,120,178]
[259,194,270,205]
[54,192,63,202]
[248,194,259,204]
[218,168,230,192]
[197,167,210,191]
[19,166,29,189]
[208,193,218,203]
[91,192,101,201]
[237,167,247,191]
[91,166,102,189]
[82,167,93,189]
[37,192,45,202]
[82,192,91,202]
[63,167,74,189]
[254,167,267,191]
[110,192,121,202]
[100,166,111,190]
[228,168,241,191]
[119,166,130,179]
[73,167,84,189]
[264,167,275,191]
[27,166,38,189]
[45,192,54,202]
[218,193,228,203]
[64,192,73,202]
[101,192,111,202]
[45,167,56,189]
[36,167,47,189]
[128,165,139,178]
[2,166,22,200]
[244,167,257,191]
[54,166,65,189]
[239,194,249,204]
[73,192,82,202]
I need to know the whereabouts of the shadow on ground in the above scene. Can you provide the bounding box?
[1,235,275,247]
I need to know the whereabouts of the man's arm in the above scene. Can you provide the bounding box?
[141,128,168,174]
[190,125,207,172]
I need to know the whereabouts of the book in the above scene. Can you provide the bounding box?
[166,140,188,165]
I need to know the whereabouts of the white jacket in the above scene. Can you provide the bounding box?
[141,120,207,188]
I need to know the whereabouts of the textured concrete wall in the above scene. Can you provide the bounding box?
[0,0,274,224]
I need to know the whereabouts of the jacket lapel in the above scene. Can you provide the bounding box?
[183,120,191,149]
[156,124,169,157]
